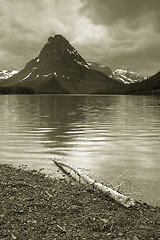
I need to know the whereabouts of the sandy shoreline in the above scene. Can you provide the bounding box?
[1,164,160,240]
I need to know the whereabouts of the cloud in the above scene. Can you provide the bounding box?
[80,23,160,76]
[80,0,160,30]
[0,0,107,69]
[0,0,83,68]
[0,0,159,76]
[79,0,160,76]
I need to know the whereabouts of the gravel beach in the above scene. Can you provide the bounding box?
[0,164,160,240]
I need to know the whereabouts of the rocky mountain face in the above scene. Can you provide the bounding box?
[88,64,145,84]
[0,35,123,94]
[87,62,113,78]
[88,63,160,94]
[124,71,160,95]
[2,34,158,95]
[0,70,19,80]
[112,67,145,84]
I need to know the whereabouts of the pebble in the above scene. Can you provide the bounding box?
[106,233,111,236]
[119,232,123,236]
[133,237,140,240]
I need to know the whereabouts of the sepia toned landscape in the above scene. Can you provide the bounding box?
[0,1,160,239]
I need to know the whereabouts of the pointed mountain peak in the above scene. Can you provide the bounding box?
[113,67,144,84]
[48,36,54,43]
[0,33,124,94]
[48,34,69,44]
[37,34,90,70]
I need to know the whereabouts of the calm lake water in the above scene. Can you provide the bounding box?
[0,94,160,205]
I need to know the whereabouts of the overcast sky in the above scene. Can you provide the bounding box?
[0,0,160,76]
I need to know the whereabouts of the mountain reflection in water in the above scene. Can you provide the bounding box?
[0,94,160,205]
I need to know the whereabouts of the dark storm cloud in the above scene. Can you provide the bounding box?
[0,0,159,76]
[0,0,83,69]
[81,0,160,30]
[79,0,160,76]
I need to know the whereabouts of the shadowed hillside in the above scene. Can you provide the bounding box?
[0,35,124,94]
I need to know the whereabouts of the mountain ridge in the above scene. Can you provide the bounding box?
[88,62,113,78]
[0,34,159,95]
[86,63,145,84]
[0,34,124,94]
[0,69,19,80]
[113,67,145,84]
[124,71,160,95]
[0,66,146,85]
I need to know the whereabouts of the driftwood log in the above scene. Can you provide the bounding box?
[52,159,136,208]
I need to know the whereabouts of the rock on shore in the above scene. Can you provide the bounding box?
[0,164,160,240]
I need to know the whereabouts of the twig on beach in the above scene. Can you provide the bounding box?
[108,170,128,186]
[52,159,136,208]
[45,191,53,198]
[56,224,66,233]
[113,182,125,191]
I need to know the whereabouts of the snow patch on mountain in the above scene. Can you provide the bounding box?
[0,69,19,79]
[20,72,32,81]
[67,49,73,54]
[74,59,90,69]
[113,67,144,84]
[44,73,51,77]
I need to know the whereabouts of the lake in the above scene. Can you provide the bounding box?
[0,94,160,205]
